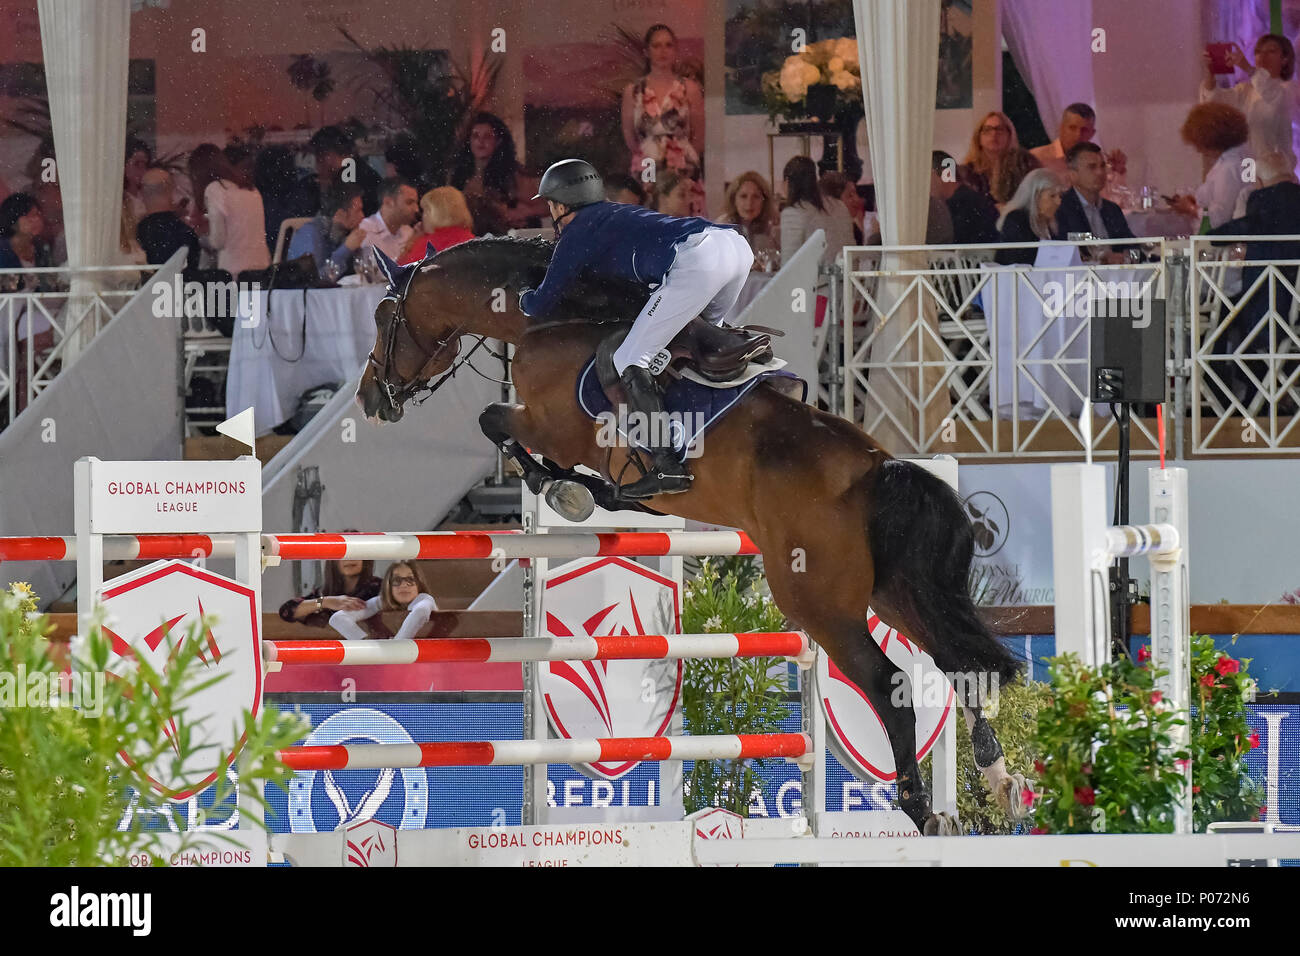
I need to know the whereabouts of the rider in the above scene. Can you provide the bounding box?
[518,159,756,499]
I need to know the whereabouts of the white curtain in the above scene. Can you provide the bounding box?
[1002,0,1096,142]
[38,0,132,355]
[852,0,949,450]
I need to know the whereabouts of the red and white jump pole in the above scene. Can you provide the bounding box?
[0,530,760,562]
[279,733,814,771]
[263,631,812,667]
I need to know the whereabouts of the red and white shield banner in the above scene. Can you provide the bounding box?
[99,560,262,800]
[345,820,398,867]
[817,609,953,782]
[539,557,681,779]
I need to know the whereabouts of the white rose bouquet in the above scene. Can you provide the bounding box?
[761,37,862,122]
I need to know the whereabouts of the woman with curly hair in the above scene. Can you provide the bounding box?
[960,110,1041,207]
[1171,102,1253,228]
[716,170,779,265]
[448,112,547,234]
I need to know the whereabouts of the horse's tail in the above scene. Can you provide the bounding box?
[865,458,1022,691]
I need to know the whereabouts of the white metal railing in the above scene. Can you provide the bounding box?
[1187,236,1300,455]
[833,235,1300,459]
[0,263,162,427]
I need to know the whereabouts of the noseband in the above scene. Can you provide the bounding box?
[367,259,465,411]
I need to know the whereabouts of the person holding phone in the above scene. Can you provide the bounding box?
[1200,33,1299,171]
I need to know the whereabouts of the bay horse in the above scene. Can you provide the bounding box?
[356,238,1026,834]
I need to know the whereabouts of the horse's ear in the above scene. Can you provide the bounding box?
[372,246,402,286]
[425,241,438,260]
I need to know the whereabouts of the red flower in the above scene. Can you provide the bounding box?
[1259,805,1267,820]
[1200,673,1217,688]
[1137,645,1151,663]
[1216,657,1240,675]
[1248,731,1260,750]
[1030,826,1048,835]
[1192,786,1201,793]
[1033,759,1045,774]
[1150,690,1163,705]
[1074,786,1096,806]
[1021,787,1036,807]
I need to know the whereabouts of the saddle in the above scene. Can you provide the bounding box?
[594,318,780,394]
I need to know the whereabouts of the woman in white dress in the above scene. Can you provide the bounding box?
[186,143,270,277]
[1199,33,1298,170]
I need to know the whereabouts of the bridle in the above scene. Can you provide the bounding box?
[366,254,506,412]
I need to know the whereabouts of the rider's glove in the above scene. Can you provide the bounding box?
[518,287,535,315]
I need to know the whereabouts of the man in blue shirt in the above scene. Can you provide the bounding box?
[288,178,365,278]
[520,159,755,498]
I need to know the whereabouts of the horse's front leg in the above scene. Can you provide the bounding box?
[478,402,645,517]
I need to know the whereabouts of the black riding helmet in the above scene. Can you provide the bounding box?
[533,159,605,209]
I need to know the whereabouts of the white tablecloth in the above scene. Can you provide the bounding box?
[1125,207,1199,239]
[979,246,1155,418]
[227,285,388,434]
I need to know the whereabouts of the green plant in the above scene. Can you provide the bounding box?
[1186,634,1265,831]
[0,583,307,866]
[1033,652,1187,834]
[681,557,790,816]
[921,677,1050,834]
[339,28,500,186]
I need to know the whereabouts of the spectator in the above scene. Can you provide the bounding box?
[359,177,418,261]
[1054,142,1135,262]
[1030,103,1128,183]
[1210,148,1300,406]
[622,23,705,216]
[779,155,854,267]
[994,169,1064,265]
[31,180,65,265]
[961,111,1041,206]
[123,135,152,224]
[605,173,647,205]
[0,193,53,411]
[1171,102,1253,229]
[136,167,201,272]
[1200,33,1298,170]
[448,112,546,234]
[384,135,427,191]
[329,561,438,642]
[187,143,271,277]
[279,555,382,628]
[654,169,695,216]
[287,177,365,277]
[399,187,476,265]
[716,170,779,266]
[932,150,999,245]
[310,125,382,216]
[254,145,317,253]
[819,172,862,244]
[867,179,955,246]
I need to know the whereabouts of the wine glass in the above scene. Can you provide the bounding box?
[321,259,342,285]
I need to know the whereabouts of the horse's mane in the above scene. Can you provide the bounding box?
[434,234,647,323]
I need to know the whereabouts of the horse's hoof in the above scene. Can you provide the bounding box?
[923,812,960,836]
[545,479,596,522]
[997,773,1031,820]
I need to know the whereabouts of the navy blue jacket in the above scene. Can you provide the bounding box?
[519,202,731,317]
[1053,188,1136,243]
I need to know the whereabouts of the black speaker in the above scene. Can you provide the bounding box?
[1089,295,1166,403]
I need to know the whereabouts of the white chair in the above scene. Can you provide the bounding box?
[274,217,313,264]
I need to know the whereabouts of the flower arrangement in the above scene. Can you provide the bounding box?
[761,38,862,123]
[1031,634,1264,835]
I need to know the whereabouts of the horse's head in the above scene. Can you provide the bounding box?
[356,244,463,423]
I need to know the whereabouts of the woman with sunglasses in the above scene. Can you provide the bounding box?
[328,561,438,641]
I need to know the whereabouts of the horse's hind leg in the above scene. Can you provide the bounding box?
[823,624,958,836]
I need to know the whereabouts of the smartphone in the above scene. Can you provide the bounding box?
[1206,43,1234,75]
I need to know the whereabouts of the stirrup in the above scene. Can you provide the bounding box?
[618,452,693,500]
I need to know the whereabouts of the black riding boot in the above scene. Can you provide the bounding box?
[617,365,693,499]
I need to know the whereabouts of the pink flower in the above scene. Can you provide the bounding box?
[1080,763,1093,775]
[1216,657,1240,676]
[1137,645,1151,663]
[1031,826,1049,835]
[1150,690,1163,705]
[1248,731,1260,750]
[1075,786,1096,806]
[1175,759,1190,771]
[1033,759,1045,774]
[1200,673,1217,688]
[1021,787,1036,807]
